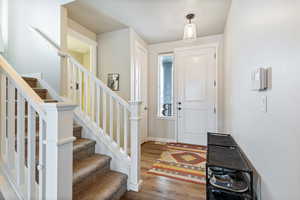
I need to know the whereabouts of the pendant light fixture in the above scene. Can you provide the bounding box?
[183,13,197,40]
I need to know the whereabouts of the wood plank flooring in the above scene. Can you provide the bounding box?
[121,142,206,200]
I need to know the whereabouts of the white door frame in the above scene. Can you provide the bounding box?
[67,28,98,75]
[174,43,219,143]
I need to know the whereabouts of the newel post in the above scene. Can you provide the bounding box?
[43,102,77,199]
[129,101,142,192]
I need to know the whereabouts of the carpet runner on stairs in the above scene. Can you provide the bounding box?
[22,77,128,200]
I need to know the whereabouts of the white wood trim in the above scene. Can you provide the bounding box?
[67,28,97,75]
[146,137,177,143]
[43,103,76,200]
[67,23,98,46]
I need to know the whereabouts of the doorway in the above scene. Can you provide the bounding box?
[175,46,217,146]
[67,30,97,114]
[133,40,148,144]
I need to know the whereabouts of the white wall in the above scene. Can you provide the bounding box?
[97,29,131,101]
[224,1,300,200]
[148,35,224,141]
[6,0,65,92]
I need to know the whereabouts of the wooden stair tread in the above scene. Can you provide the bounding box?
[73,154,111,185]
[22,77,38,81]
[73,171,128,200]
[73,138,96,154]
[22,77,38,88]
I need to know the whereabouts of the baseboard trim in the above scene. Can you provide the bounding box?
[146,137,176,143]
[128,179,143,192]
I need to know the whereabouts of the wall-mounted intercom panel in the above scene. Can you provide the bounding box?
[251,68,267,91]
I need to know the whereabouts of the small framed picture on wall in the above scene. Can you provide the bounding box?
[107,73,120,91]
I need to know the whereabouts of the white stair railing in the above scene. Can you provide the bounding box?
[30,27,142,191]
[0,55,76,199]
[66,44,141,192]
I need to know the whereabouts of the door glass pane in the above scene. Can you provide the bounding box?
[158,54,174,117]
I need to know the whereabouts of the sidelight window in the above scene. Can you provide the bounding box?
[158,54,174,118]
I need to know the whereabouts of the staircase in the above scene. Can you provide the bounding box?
[0,28,141,199]
[23,77,128,200]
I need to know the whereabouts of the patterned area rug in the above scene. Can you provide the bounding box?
[148,143,207,184]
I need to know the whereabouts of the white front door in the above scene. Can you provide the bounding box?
[175,46,217,146]
[134,42,148,144]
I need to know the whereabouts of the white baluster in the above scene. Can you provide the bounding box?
[102,92,107,135]
[67,59,73,100]
[117,103,120,147]
[91,78,95,121]
[72,64,77,103]
[84,73,88,115]
[96,87,100,127]
[109,96,113,139]
[78,69,83,111]
[123,107,128,155]
[38,118,46,200]
[7,81,15,170]
[27,105,36,200]
[16,93,25,186]
[0,74,7,158]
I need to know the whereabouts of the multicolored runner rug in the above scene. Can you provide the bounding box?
[148,143,207,184]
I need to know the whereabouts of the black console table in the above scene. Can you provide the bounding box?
[206,133,255,200]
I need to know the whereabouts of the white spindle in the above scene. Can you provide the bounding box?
[123,107,128,154]
[96,87,100,127]
[27,105,36,200]
[117,102,120,147]
[67,59,73,100]
[78,70,83,111]
[102,92,107,135]
[109,96,113,139]
[91,77,95,120]
[38,118,46,200]
[16,93,25,186]
[84,73,88,114]
[7,81,15,169]
[72,64,77,103]
[0,74,7,158]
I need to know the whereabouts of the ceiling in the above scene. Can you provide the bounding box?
[65,0,231,44]
[67,36,90,53]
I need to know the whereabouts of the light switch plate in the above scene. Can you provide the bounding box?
[261,95,267,112]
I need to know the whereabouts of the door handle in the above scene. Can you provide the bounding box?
[178,107,182,111]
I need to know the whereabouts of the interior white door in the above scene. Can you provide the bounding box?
[134,42,148,144]
[175,47,217,146]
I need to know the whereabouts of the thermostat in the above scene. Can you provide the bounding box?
[251,68,267,91]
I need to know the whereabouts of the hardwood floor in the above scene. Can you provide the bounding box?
[121,142,206,200]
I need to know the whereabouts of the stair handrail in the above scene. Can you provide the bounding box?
[30,26,130,110]
[0,55,45,115]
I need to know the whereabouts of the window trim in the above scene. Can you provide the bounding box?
[157,53,175,120]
